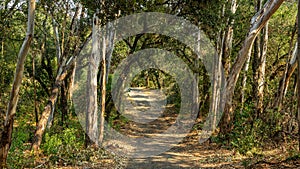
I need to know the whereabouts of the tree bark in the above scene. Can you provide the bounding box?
[274,20,297,109]
[222,0,237,77]
[60,80,68,127]
[85,12,100,146]
[220,0,284,135]
[33,53,39,126]
[256,22,268,117]
[0,0,36,167]
[31,61,71,152]
[85,12,116,146]
[252,0,268,118]
[297,0,300,151]
[240,54,251,113]
[99,35,107,145]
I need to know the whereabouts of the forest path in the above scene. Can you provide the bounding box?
[115,87,244,168]
[111,87,297,169]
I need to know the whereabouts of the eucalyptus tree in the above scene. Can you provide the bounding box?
[0,0,36,167]
[220,0,285,135]
[31,0,87,152]
[297,0,300,151]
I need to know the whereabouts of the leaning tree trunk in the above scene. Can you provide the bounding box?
[220,0,285,135]
[31,3,82,151]
[282,47,298,99]
[0,0,36,167]
[31,59,71,152]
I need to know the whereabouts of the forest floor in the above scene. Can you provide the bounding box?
[36,88,300,169]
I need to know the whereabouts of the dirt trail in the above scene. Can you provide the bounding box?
[113,87,244,168]
[106,87,300,169]
[49,87,299,169]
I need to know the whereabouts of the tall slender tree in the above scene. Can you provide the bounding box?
[297,0,300,151]
[220,0,285,135]
[252,0,269,119]
[0,0,36,167]
[31,2,83,152]
[85,11,100,146]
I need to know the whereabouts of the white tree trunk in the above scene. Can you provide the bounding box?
[240,54,251,113]
[0,0,36,166]
[256,22,268,116]
[86,12,100,146]
[220,0,284,135]
[223,0,237,76]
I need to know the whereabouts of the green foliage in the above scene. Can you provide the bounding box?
[7,148,35,169]
[7,126,35,168]
[43,133,63,155]
[42,128,82,155]
[1,0,300,167]
[229,103,261,155]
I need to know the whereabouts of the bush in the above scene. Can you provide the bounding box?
[43,133,63,155]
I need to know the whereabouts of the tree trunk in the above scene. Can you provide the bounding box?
[297,0,300,151]
[274,20,297,109]
[220,0,284,135]
[31,63,70,152]
[33,54,39,126]
[85,12,100,147]
[60,80,68,127]
[98,20,116,146]
[99,35,107,145]
[0,0,36,167]
[252,0,268,118]
[222,0,237,77]
[211,42,222,132]
[240,54,251,113]
[256,22,268,118]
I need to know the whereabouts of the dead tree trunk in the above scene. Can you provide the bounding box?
[220,0,284,135]
[0,0,36,167]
